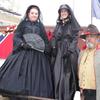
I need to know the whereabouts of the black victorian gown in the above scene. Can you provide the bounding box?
[51,17,80,100]
[0,20,54,99]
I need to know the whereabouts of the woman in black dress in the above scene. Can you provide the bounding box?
[51,4,80,100]
[0,5,54,100]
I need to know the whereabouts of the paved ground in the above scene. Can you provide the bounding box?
[0,59,5,67]
[0,96,9,100]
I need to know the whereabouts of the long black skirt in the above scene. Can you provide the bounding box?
[0,49,54,99]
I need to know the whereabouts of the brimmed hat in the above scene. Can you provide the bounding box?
[80,24,100,39]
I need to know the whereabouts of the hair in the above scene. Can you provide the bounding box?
[58,4,71,20]
[24,5,41,21]
[56,4,80,31]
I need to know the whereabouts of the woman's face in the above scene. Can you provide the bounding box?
[60,9,69,19]
[28,8,39,22]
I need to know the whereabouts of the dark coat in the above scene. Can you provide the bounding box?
[13,20,49,52]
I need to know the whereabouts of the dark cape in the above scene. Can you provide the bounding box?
[0,19,54,99]
[51,4,80,100]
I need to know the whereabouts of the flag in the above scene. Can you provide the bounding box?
[0,32,13,59]
[46,31,53,41]
[92,0,100,19]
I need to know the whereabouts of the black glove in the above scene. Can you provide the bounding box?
[63,50,72,58]
[21,43,32,49]
[44,44,52,55]
[52,47,57,57]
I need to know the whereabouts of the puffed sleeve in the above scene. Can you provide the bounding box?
[13,21,25,50]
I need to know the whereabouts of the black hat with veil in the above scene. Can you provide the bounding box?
[57,4,80,31]
[22,5,43,23]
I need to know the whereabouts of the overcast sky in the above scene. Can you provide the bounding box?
[16,0,74,26]
[1,0,100,29]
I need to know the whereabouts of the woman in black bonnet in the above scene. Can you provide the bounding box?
[0,5,54,100]
[51,4,80,100]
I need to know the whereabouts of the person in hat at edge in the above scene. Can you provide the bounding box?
[78,24,100,100]
[50,4,80,100]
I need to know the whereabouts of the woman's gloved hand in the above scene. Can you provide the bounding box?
[52,47,57,57]
[21,43,32,49]
[44,44,52,55]
[63,50,72,58]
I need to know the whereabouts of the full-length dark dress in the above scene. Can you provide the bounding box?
[51,4,80,100]
[0,20,54,99]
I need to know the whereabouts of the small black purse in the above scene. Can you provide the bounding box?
[23,33,45,52]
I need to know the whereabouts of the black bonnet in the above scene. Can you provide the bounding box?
[58,4,70,13]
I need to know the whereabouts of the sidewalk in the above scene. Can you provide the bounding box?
[0,95,9,100]
[0,59,5,67]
